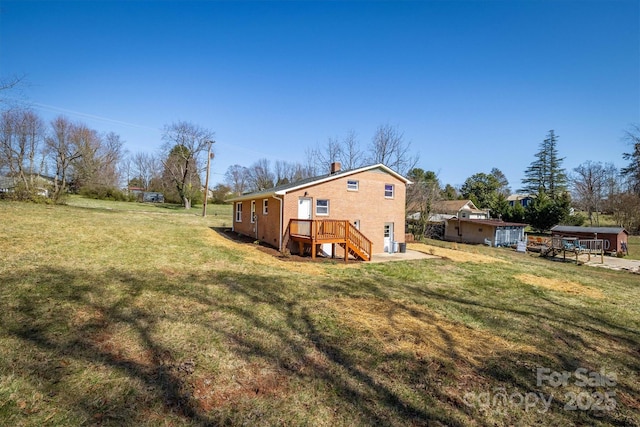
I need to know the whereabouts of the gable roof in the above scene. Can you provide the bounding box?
[228,164,411,202]
[433,200,479,213]
[551,225,628,235]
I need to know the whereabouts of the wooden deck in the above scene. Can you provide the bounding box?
[530,235,605,264]
[287,219,372,262]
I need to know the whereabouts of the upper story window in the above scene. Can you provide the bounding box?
[250,200,256,223]
[384,184,395,198]
[316,199,329,216]
[347,180,359,191]
[263,199,268,215]
[235,202,243,222]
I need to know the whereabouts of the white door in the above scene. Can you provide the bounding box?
[384,222,394,253]
[298,198,312,219]
[298,198,312,236]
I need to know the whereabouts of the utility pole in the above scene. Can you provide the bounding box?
[202,140,215,217]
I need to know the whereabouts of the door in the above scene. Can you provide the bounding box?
[384,222,394,253]
[298,198,312,235]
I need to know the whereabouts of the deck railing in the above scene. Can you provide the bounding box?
[347,225,372,258]
[288,219,372,261]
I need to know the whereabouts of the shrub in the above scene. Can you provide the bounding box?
[79,185,132,202]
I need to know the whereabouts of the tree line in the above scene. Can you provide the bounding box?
[2,77,639,232]
[0,106,215,208]
[220,124,419,198]
[407,129,640,234]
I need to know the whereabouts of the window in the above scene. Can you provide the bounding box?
[235,202,243,222]
[384,184,394,198]
[250,200,256,223]
[263,199,268,215]
[316,199,329,216]
[347,180,359,191]
[384,224,391,238]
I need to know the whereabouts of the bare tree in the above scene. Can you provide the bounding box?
[224,164,249,196]
[309,137,342,174]
[0,74,26,108]
[368,124,418,175]
[405,168,441,239]
[0,109,45,196]
[608,192,640,233]
[571,161,616,226]
[338,129,364,170]
[46,116,82,201]
[310,130,365,174]
[66,124,102,192]
[100,132,124,188]
[160,121,215,209]
[131,151,161,190]
[246,158,275,192]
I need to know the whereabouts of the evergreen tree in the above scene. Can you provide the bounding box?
[524,192,571,232]
[621,124,640,195]
[520,130,567,199]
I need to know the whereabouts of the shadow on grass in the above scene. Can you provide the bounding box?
[0,266,638,426]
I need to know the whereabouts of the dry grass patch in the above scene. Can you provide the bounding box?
[408,242,507,264]
[203,229,328,276]
[193,362,290,411]
[326,298,538,365]
[515,273,605,299]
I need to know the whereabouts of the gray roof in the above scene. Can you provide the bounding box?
[551,225,627,235]
[228,163,411,202]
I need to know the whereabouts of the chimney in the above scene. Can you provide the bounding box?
[330,162,341,174]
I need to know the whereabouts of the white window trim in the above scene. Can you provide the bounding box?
[235,202,243,222]
[384,184,395,199]
[316,199,330,216]
[347,180,359,191]
[250,200,256,223]
[263,199,268,215]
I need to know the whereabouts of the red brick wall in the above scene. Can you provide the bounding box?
[232,167,407,255]
[283,168,406,254]
[233,197,282,249]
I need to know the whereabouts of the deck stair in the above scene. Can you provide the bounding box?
[287,219,372,262]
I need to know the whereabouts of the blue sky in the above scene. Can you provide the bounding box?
[1,0,638,190]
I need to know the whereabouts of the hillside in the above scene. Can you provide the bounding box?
[1,199,638,426]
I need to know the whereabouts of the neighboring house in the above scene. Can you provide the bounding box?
[507,194,535,208]
[0,175,52,197]
[407,199,490,223]
[550,225,629,254]
[445,218,527,247]
[0,176,13,194]
[229,163,411,261]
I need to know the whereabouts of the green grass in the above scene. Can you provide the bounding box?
[1,198,639,426]
[626,235,640,260]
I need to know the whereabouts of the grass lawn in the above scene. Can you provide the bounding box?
[1,199,639,426]
[626,235,640,260]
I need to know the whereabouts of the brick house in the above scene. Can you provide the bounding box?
[229,163,411,261]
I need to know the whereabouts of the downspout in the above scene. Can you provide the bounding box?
[273,195,284,252]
